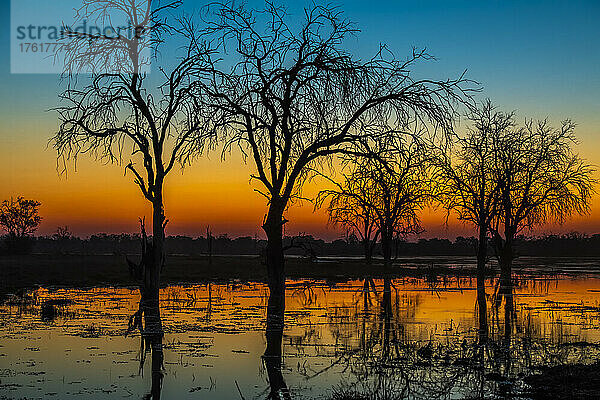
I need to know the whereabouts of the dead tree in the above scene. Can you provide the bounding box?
[318,135,430,266]
[203,1,474,345]
[316,167,380,264]
[434,100,513,290]
[492,118,596,289]
[363,137,430,265]
[51,0,215,333]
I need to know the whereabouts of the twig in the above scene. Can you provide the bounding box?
[235,380,246,400]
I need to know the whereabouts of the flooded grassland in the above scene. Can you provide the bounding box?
[1,270,600,399]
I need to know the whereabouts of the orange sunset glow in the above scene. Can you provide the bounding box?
[2,119,599,239]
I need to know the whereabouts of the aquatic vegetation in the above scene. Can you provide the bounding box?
[1,274,599,398]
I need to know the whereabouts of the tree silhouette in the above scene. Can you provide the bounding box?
[317,163,380,264]
[0,196,42,255]
[51,0,215,333]
[0,196,42,239]
[492,118,596,288]
[53,226,72,241]
[203,1,473,346]
[434,100,513,299]
[318,135,430,265]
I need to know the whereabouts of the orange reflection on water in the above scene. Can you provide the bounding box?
[1,276,600,399]
[3,276,598,343]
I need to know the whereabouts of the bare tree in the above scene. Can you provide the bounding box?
[202,1,473,344]
[492,118,596,288]
[318,135,430,266]
[317,165,380,264]
[365,138,430,265]
[51,0,215,333]
[434,101,514,281]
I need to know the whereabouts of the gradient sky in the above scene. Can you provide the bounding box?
[0,0,599,240]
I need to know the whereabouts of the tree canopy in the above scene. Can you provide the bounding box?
[0,197,42,238]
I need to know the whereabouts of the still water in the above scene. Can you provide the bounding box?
[1,275,600,399]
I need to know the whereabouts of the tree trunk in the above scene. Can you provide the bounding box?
[476,225,488,343]
[142,192,164,336]
[499,237,513,295]
[262,201,290,400]
[476,226,487,276]
[363,238,372,264]
[381,231,393,267]
[262,200,286,358]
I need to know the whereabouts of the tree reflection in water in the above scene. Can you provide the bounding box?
[277,275,598,399]
[128,303,164,400]
[4,276,599,399]
[264,290,292,399]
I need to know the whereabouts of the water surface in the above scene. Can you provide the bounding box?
[1,275,600,399]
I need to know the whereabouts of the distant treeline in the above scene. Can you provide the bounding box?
[3,232,599,258]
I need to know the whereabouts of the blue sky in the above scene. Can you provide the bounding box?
[1,0,599,127]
